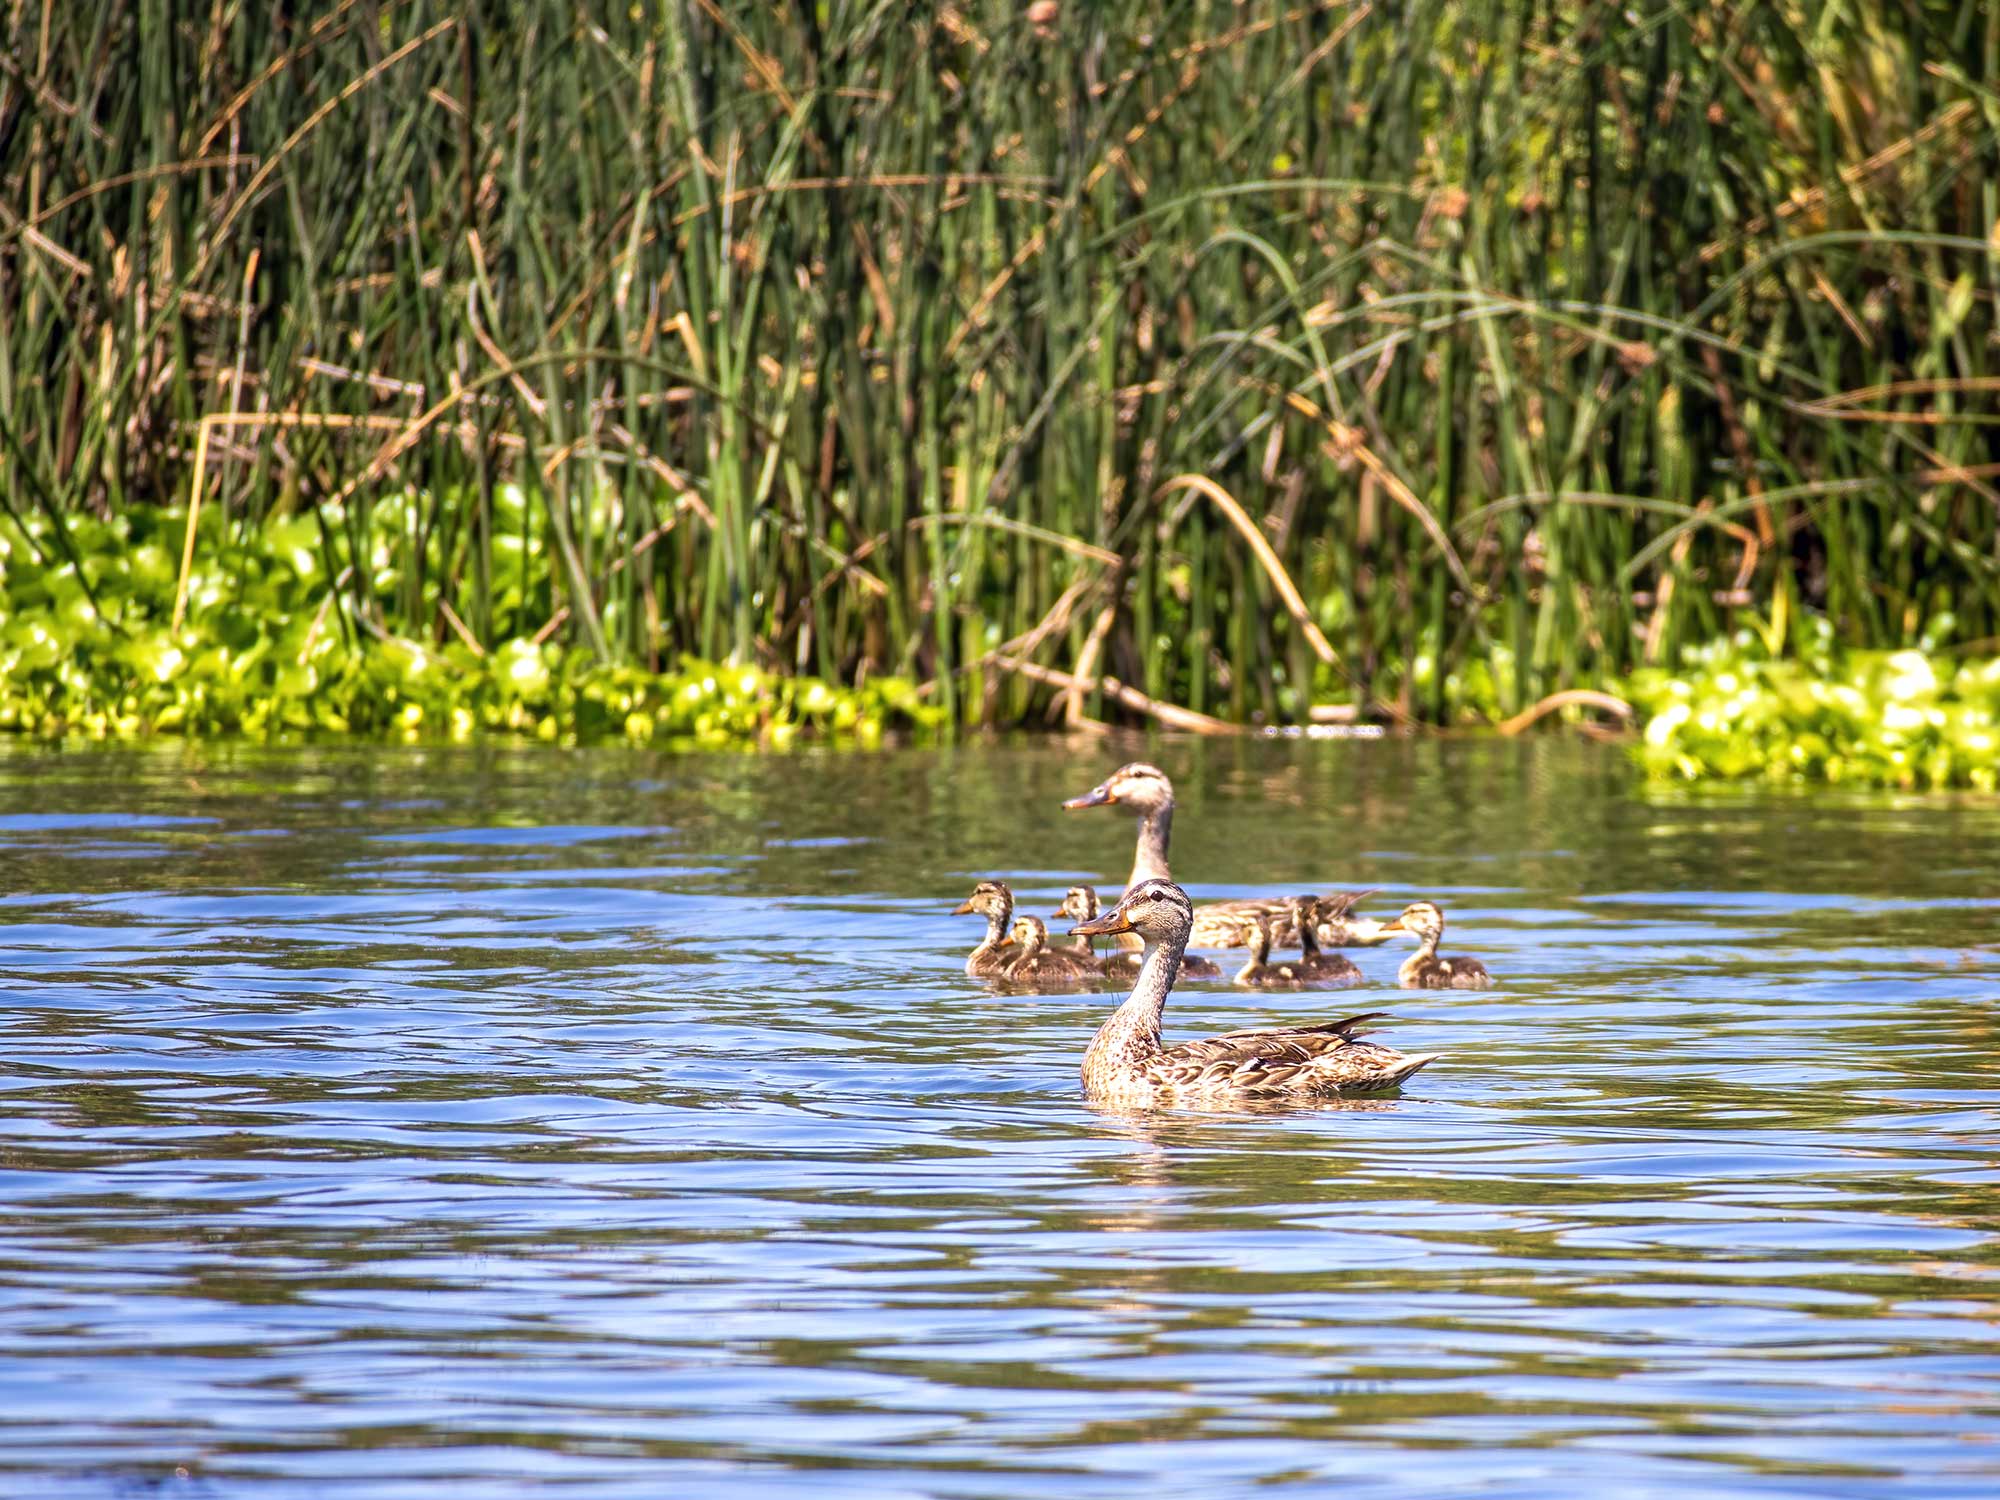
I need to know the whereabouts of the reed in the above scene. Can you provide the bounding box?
[2,2,1995,731]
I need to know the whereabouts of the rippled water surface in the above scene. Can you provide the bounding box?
[2,736,1997,1498]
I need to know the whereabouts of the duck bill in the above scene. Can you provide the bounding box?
[1070,909,1135,938]
[1375,916,1407,935]
[1062,782,1115,810]
[951,898,977,915]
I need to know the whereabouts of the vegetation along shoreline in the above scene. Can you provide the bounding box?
[3,8,1996,788]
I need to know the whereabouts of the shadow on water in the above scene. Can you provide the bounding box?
[0,735,1997,1498]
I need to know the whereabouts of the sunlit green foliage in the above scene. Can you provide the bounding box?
[1626,624,1998,790]
[3,4,1995,745]
[0,503,938,748]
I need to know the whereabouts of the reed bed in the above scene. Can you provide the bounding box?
[3,1,1996,734]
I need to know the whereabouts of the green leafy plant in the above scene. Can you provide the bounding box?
[1624,623,1998,790]
[0,505,940,749]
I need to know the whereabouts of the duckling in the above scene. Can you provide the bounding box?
[1070,879,1438,1102]
[1232,904,1363,989]
[1233,916,1309,988]
[1055,884,1223,981]
[1301,889,1393,950]
[952,880,1018,978]
[1378,901,1494,990]
[1000,915,1101,987]
[1292,897,1364,986]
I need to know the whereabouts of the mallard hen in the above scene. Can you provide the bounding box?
[1069,879,1438,1103]
[1062,763,1384,948]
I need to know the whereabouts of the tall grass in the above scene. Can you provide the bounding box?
[3,1,1996,730]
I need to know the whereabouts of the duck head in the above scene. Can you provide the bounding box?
[1068,877,1193,944]
[1008,915,1049,958]
[1054,885,1100,923]
[953,880,1014,922]
[1378,900,1445,944]
[1061,762,1174,815]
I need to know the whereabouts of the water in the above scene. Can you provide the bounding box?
[1,736,1996,1499]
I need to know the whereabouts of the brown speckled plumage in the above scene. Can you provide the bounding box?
[1072,880,1438,1104]
[1380,901,1495,990]
[1198,888,1390,951]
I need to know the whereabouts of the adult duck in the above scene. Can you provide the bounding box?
[1069,879,1438,1103]
[1061,763,1382,948]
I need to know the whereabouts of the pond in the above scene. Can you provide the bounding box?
[0,736,1996,1498]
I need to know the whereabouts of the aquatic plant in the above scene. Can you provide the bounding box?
[2,4,1994,735]
[0,504,936,748]
[1625,625,1999,791]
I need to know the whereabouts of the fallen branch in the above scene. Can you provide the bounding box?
[992,653,1244,736]
[1495,689,1635,737]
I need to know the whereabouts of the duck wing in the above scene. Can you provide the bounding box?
[1191,892,1380,949]
[1212,1010,1390,1041]
[1189,898,1288,947]
[1143,1014,1418,1094]
[1314,888,1379,918]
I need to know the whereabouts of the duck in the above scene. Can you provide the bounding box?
[1062,763,1385,948]
[1054,884,1223,981]
[1292,897,1365,986]
[1231,902,1365,989]
[1298,888,1392,950]
[1000,915,1102,987]
[1068,878,1438,1102]
[1193,889,1388,950]
[1377,901,1494,990]
[952,880,1018,978]
[1232,916,1310,988]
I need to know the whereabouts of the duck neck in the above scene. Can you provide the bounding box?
[1398,928,1439,984]
[1125,803,1173,891]
[974,903,1010,959]
[1071,900,1099,957]
[1085,927,1186,1077]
